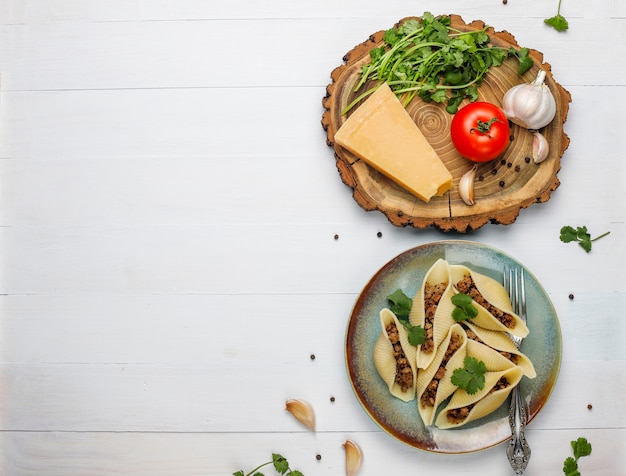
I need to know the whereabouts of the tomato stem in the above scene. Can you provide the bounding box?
[470,117,504,138]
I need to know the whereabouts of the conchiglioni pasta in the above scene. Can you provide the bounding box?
[416,323,468,426]
[373,308,418,402]
[434,366,524,429]
[463,321,536,378]
[450,264,529,338]
[409,258,457,369]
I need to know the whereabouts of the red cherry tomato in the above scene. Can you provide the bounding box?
[450,102,510,162]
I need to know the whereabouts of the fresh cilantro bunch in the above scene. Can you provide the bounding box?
[451,293,478,322]
[545,0,569,32]
[233,453,303,476]
[563,437,592,475]
[451,356,487,394]
[387,289,425,346]
[560,225,610,253]
[346,12,533,114]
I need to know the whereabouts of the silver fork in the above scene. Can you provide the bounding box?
[503,267,531,475]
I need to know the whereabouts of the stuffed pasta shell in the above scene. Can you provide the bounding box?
[416,323,468,426]
[435,365,523,429]
[462,321,536,378]
[409,259,457,369]
[450,264,529,338]
[373,308,418,402]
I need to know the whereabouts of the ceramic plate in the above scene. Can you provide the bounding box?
[345,240,562,453]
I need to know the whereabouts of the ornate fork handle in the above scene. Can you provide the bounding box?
[504,267,530,474]
[507,383,531,474]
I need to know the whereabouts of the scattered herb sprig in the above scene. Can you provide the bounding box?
[563,437,592,476]
[545,0,569,32]
[233,453,303,476]
[560,225,610,253]
[344,12,533,115]
[451,356,487,394]
[451,293,478,322]
[387,289,425,346]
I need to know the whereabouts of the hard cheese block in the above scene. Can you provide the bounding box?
[334,83,452,203]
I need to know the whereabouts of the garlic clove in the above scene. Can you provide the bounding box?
[285,399,316,431]
[343,439,362,476]
[459,164,478,206]
[532,131,550,163]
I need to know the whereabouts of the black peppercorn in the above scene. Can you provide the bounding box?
[569,294,574,300]
[377,231,382,238]
[499,180,505,187]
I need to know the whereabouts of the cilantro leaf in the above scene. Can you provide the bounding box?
[233,472,245,476]
[563,456,580,476]
[560,225,610,253]
[562,437,592,475]
[545,0,569,32]
[387,289,413,319]
[405,323,426,346]
[572,437,592,460]
[272,454,289,474]
[545,14,569,32]
[451,293,478,322]
[451,357,486,394]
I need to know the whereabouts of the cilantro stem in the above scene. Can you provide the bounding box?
[243,461,272,476]
[591,231,610,242]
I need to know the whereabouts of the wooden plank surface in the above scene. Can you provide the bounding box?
[0,0,624,474]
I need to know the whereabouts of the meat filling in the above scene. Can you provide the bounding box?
[463,325,520,365]
[422,282,447,353]
[455,276,516,329]
[446,376,511,424]
[385,322,413,392]
[420,333,463,408]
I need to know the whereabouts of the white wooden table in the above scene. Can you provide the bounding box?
[1,1,624,474]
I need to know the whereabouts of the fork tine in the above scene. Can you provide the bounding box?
[519,268,526,319]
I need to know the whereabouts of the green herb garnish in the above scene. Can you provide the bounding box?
[387,289,425,346]
[451,292,478,322]
[233,453,304,476]
[545,0,569,32]
[563,437,592,475]
[344,12,532,115]
[451,357,487,394]
[387,288,413,318]
[404,322,426,346]
[560,225,610,253]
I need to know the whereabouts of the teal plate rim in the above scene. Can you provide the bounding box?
[345,240,562,454]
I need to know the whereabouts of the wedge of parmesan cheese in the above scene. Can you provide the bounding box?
[334,83,453,202]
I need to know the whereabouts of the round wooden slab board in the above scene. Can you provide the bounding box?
[321,15,572,232]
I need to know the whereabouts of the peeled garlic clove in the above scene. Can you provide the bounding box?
[532,131,549,163]
[459,164,478,206]
[285,399,316,431]
[343,439,362,476]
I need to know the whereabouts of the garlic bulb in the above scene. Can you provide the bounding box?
[502,70,556,130]
[459,164,478,206]
[532,131,549,163]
